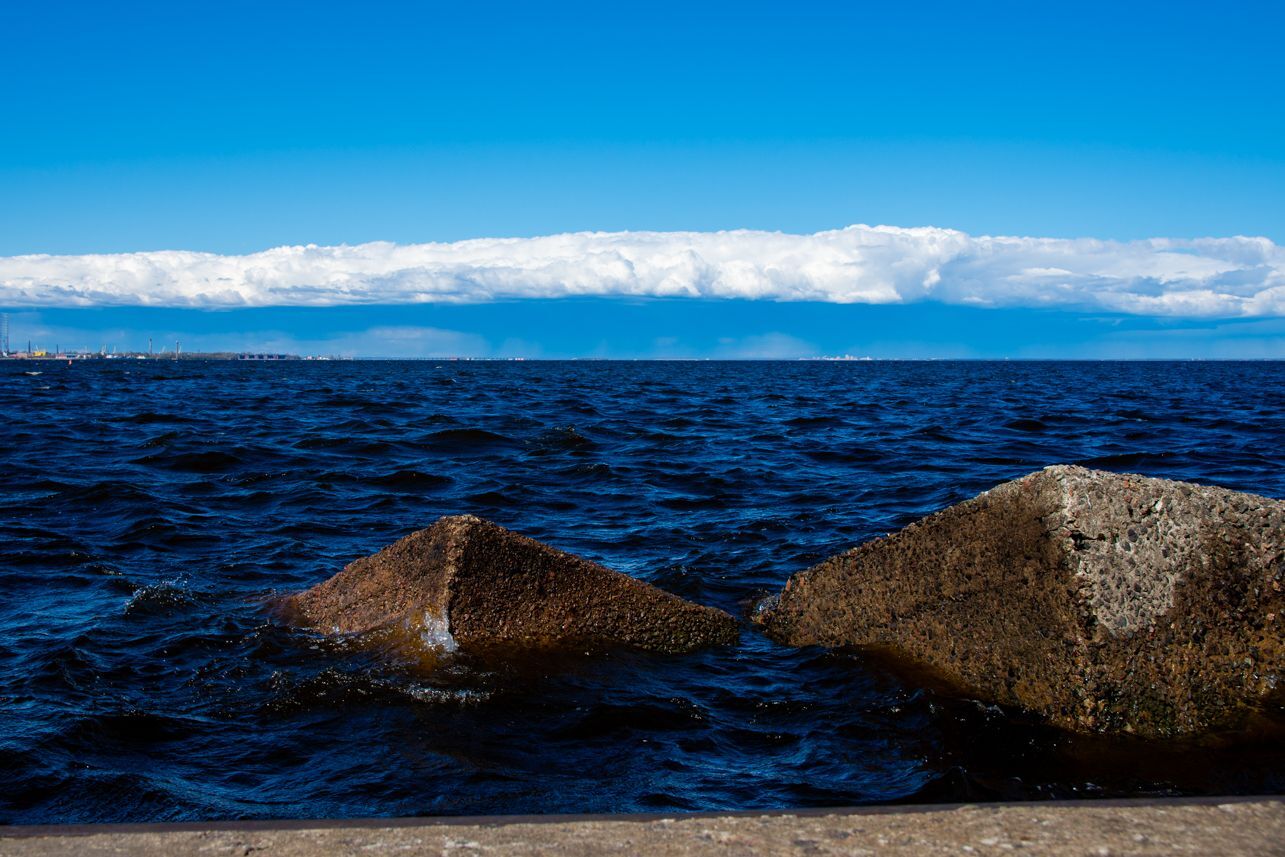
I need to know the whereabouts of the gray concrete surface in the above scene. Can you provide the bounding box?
[3,798,1283,856]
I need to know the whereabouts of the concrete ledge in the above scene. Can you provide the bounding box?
[2,797,1283,856]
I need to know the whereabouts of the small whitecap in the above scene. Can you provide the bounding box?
[404,685,490,705]
[752,593,780,619]
[420,610,458,654]
[124,577,195,615]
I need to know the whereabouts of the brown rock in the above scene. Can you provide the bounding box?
[283,515,738,656]
[758,465,1284,738]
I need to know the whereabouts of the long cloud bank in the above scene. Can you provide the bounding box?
[2,226,1282,317]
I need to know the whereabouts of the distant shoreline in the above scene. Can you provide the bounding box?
[2,355,1283,363]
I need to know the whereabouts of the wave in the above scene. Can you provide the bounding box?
[133,450,244,473]
[366,469,454,490]
[422,428,517,449]
[123,579,200,616]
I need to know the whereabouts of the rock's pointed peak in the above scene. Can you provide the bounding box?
[284,515,738,657]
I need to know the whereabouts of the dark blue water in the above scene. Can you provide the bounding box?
[1,360,1282,824]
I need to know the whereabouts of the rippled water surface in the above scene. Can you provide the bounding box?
[2,360,1283,823]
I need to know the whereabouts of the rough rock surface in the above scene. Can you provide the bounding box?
[758,466,1284,737]
[283,515,738,655]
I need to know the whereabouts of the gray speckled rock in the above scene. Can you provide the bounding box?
[282,515,738,657]
[758,466,1284,737]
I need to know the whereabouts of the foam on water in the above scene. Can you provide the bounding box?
[419,610,459,654]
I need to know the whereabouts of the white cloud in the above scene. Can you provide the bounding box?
[1,226,1282,317]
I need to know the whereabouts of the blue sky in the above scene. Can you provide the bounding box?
[2,1,1283,357]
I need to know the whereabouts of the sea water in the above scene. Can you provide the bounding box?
[1,359,1282,822]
